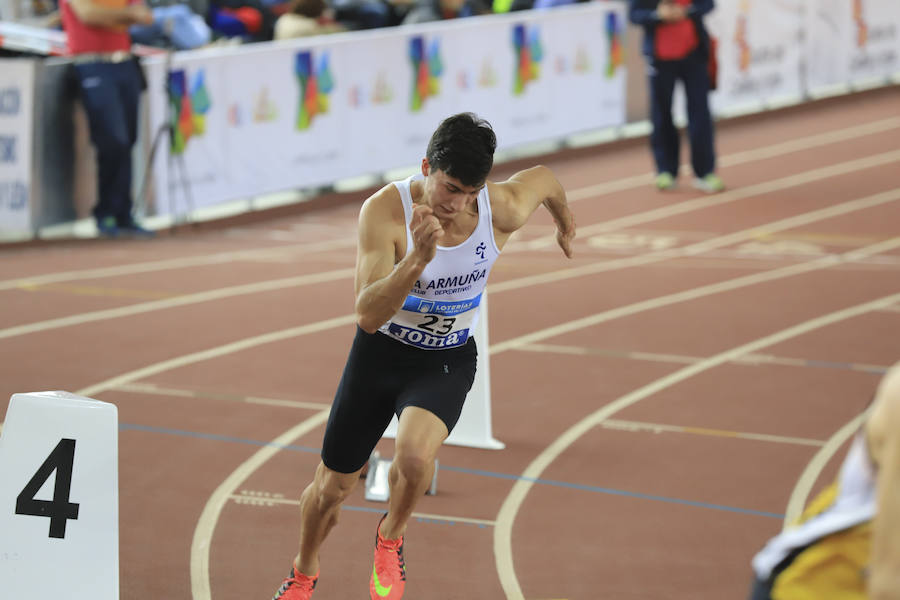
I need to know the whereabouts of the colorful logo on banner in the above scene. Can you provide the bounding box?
[512,24,542,95]
[409,36,443,112]
[168,69,211,155]
[734,0,752,72]
[349,73,394,109]
[605,12,623,78]
[372,72,394,104]
[295,51,334,130]
[254,87,278,122]
[479,59,498,88]
[457,70,470,91]
[228,104,241,127]
[853,0,868,47]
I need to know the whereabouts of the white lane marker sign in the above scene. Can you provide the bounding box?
[0,391,119,599]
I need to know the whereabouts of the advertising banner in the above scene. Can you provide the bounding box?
[142,3,627,218]
[805,0,900,91]
[0,58,34,234]
[707,0,805,114]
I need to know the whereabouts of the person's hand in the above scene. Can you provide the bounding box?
[410,204,444,264]
[555,211,576,258]
[657,1,686,22]
[129,4,154,26]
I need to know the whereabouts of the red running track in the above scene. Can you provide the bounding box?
[1,86,899,600]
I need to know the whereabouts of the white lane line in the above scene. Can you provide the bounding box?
[492,290,900,600]
[0,268,354,341]
[782,410,870,529]
[523,150,900,251]
[4,150,897,343]
[564,117,900,203]
[517,344,891,375]
[6,193,891,424]
[2,117,895,292]
[601,419,826,447]
[190,410,331,600]
[10,173,896,344]
[229,493,497,527]
[113,382,331,410]
[492,239,900,358]
[496,178,900,295]
[0,236,359,291]
[75,314,358,399]
[517,343,702,364]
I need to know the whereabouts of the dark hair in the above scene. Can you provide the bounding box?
[287,0,325,18]
[426,112,497,187]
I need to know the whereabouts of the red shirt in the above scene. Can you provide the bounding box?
[654,0,698,61]
[60,0,132,55]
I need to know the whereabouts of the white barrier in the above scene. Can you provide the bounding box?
[0,392,119,599]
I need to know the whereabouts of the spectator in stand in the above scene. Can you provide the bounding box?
[273,0,344,39]
[60,0,157,237]
[209,0,275,42]
[629,0,724,193]
[325,0,413,30]
[402,0,489,24]
[129,0,212,50]
[491,0,532,12]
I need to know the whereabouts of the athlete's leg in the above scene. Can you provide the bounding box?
[294,461,362,576]
[379,406,448,539]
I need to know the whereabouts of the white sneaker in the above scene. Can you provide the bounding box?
[693,173,725,193]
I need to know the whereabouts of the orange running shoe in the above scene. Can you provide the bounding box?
[272,564,318,600]
[369,515,406,600]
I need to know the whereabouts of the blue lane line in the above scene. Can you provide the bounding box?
[804,360,888,374]
[441,465,783,519]
[120,422,783,520]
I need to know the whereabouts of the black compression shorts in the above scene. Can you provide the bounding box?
[321,326,477,474]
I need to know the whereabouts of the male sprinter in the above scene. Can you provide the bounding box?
[748,362,900,600]
[271,112,576,600]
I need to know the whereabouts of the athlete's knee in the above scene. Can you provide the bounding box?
[312,463,357,508]
[391,452,433,486]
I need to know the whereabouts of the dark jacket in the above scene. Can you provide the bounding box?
[628,0,714,61]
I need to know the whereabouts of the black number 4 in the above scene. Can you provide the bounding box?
[15,438,80,539]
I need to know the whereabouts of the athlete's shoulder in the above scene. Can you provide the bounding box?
[360,181,405,226]
[484,179,516,221]
[866,362,900,463]
[877,363,900,417]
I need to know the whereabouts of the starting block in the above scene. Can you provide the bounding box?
[363,451,438,502]
[0,392,119,599]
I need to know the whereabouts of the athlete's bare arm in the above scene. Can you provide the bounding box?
[867,363,900,600]
[70,0,153,28]
[354,186,443,333]
[487,165,575,257]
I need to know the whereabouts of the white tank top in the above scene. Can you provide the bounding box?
[752,431,878,578]
[377,174,501,350]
